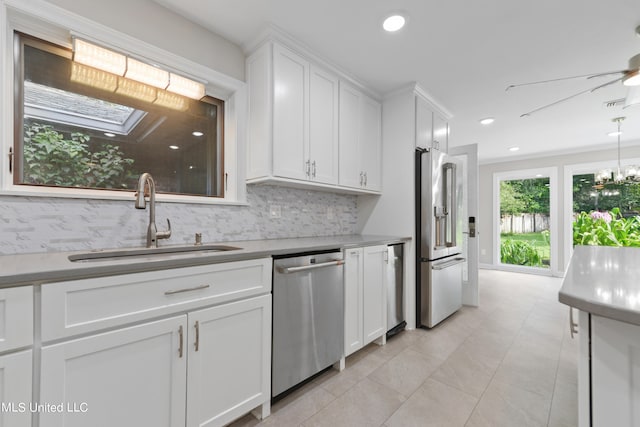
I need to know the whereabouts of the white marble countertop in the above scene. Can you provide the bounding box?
[0,234,409,287]
[559,245,640,326]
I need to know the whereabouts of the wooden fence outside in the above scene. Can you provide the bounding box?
[500,214,550,234]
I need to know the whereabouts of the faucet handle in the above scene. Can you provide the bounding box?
[157,218,172,240]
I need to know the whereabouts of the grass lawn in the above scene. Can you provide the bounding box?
[500,232,550,264]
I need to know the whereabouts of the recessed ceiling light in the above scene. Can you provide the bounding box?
[509,146,520,152]
[608,131,622,137]
[479,118,495,125]
[169,145,179,150]
[383,14,406,32]
[536,174,543,177]
[192,131,204,137]
[104,132,116,137]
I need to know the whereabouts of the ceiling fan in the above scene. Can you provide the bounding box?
[506,27,640,117]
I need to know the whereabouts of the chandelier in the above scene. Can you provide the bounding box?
[595,117,640,185]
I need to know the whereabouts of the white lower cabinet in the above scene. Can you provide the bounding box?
[40,294,272,427]
[344,245,387,357]
[186,295,271,427]
[38,258,272,427]
[575,310,640,427]
[591,314,640,427]
[0,349,32,427]
[40,316,187,427]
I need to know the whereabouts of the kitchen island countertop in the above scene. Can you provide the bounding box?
[0,234,410,287]
[559,245,640,326]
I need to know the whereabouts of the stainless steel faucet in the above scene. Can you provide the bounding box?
[135,173,171,248]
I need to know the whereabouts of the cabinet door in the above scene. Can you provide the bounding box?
[0,286,33,353]
[186,295,271,427]
[309,65,339,185]
[591,315,640,426]
[433,113,449,152]
[40,316,187,427]
[363,245,387,344]
[338,82,362,188]
[360,95,382,191]
[344,248,364,356]
[415,96,433,149]
[0,350,32,427]
[273,44,308,180]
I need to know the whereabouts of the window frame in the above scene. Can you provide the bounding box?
[0,0,247,205]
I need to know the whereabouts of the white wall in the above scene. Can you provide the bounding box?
[43,0,245,81]
[479,142,640,272]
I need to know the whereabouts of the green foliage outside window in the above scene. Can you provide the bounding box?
[500,239,543,267]
[23,122,136,189]
[573,208,640,247]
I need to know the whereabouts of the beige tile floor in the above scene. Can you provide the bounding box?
[231,269,578,427]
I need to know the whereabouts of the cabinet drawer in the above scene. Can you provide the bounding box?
[0,286,33,353]
[41,258,272,342]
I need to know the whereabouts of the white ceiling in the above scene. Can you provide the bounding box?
[153,0,640,163]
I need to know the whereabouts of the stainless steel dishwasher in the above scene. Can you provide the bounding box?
[272,250,344,399]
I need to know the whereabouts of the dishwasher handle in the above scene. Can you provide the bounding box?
[432,257,466,270]
[277,259,344,274]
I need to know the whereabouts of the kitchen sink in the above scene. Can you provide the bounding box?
[68,244,242,262]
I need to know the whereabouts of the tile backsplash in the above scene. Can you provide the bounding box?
[0,185,358,255]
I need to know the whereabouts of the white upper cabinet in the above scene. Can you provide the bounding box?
[272,44,308,181]
[433,112,449,152]
[247,42,339,187]
[309,65,339,184]
[338,82,382,192]
[338,83,362,189]
[360,95,382,191]
[247,39,380,194]
[415,96,433,149]
[415,94,449,152]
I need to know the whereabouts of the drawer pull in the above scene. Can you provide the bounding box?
[164,284,210,295]
[178,325,184,358]
[195,321,200,352]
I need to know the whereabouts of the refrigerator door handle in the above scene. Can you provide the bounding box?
[432,257,466,270]
[443,162,457,247]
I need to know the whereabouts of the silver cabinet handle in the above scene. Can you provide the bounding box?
[364,172,367,186]
[312,160,317,178]
[277,259,344,274]
[194,320,200,352]
[569,307,578,338]
[306,160,311,177]
[164,284,210,295]
[178,325,184,358]
[360,171,364,186]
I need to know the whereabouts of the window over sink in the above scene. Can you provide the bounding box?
[12,32,225,198]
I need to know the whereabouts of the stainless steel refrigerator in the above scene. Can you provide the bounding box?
[415,147,465,328]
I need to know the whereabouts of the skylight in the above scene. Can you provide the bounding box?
[23,81,147,135]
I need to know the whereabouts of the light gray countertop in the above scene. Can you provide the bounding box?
[0,234,409,287]
[559,245,640,326]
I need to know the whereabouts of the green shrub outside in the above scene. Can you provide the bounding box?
[500,239,543,267]
[573,208,640,247]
